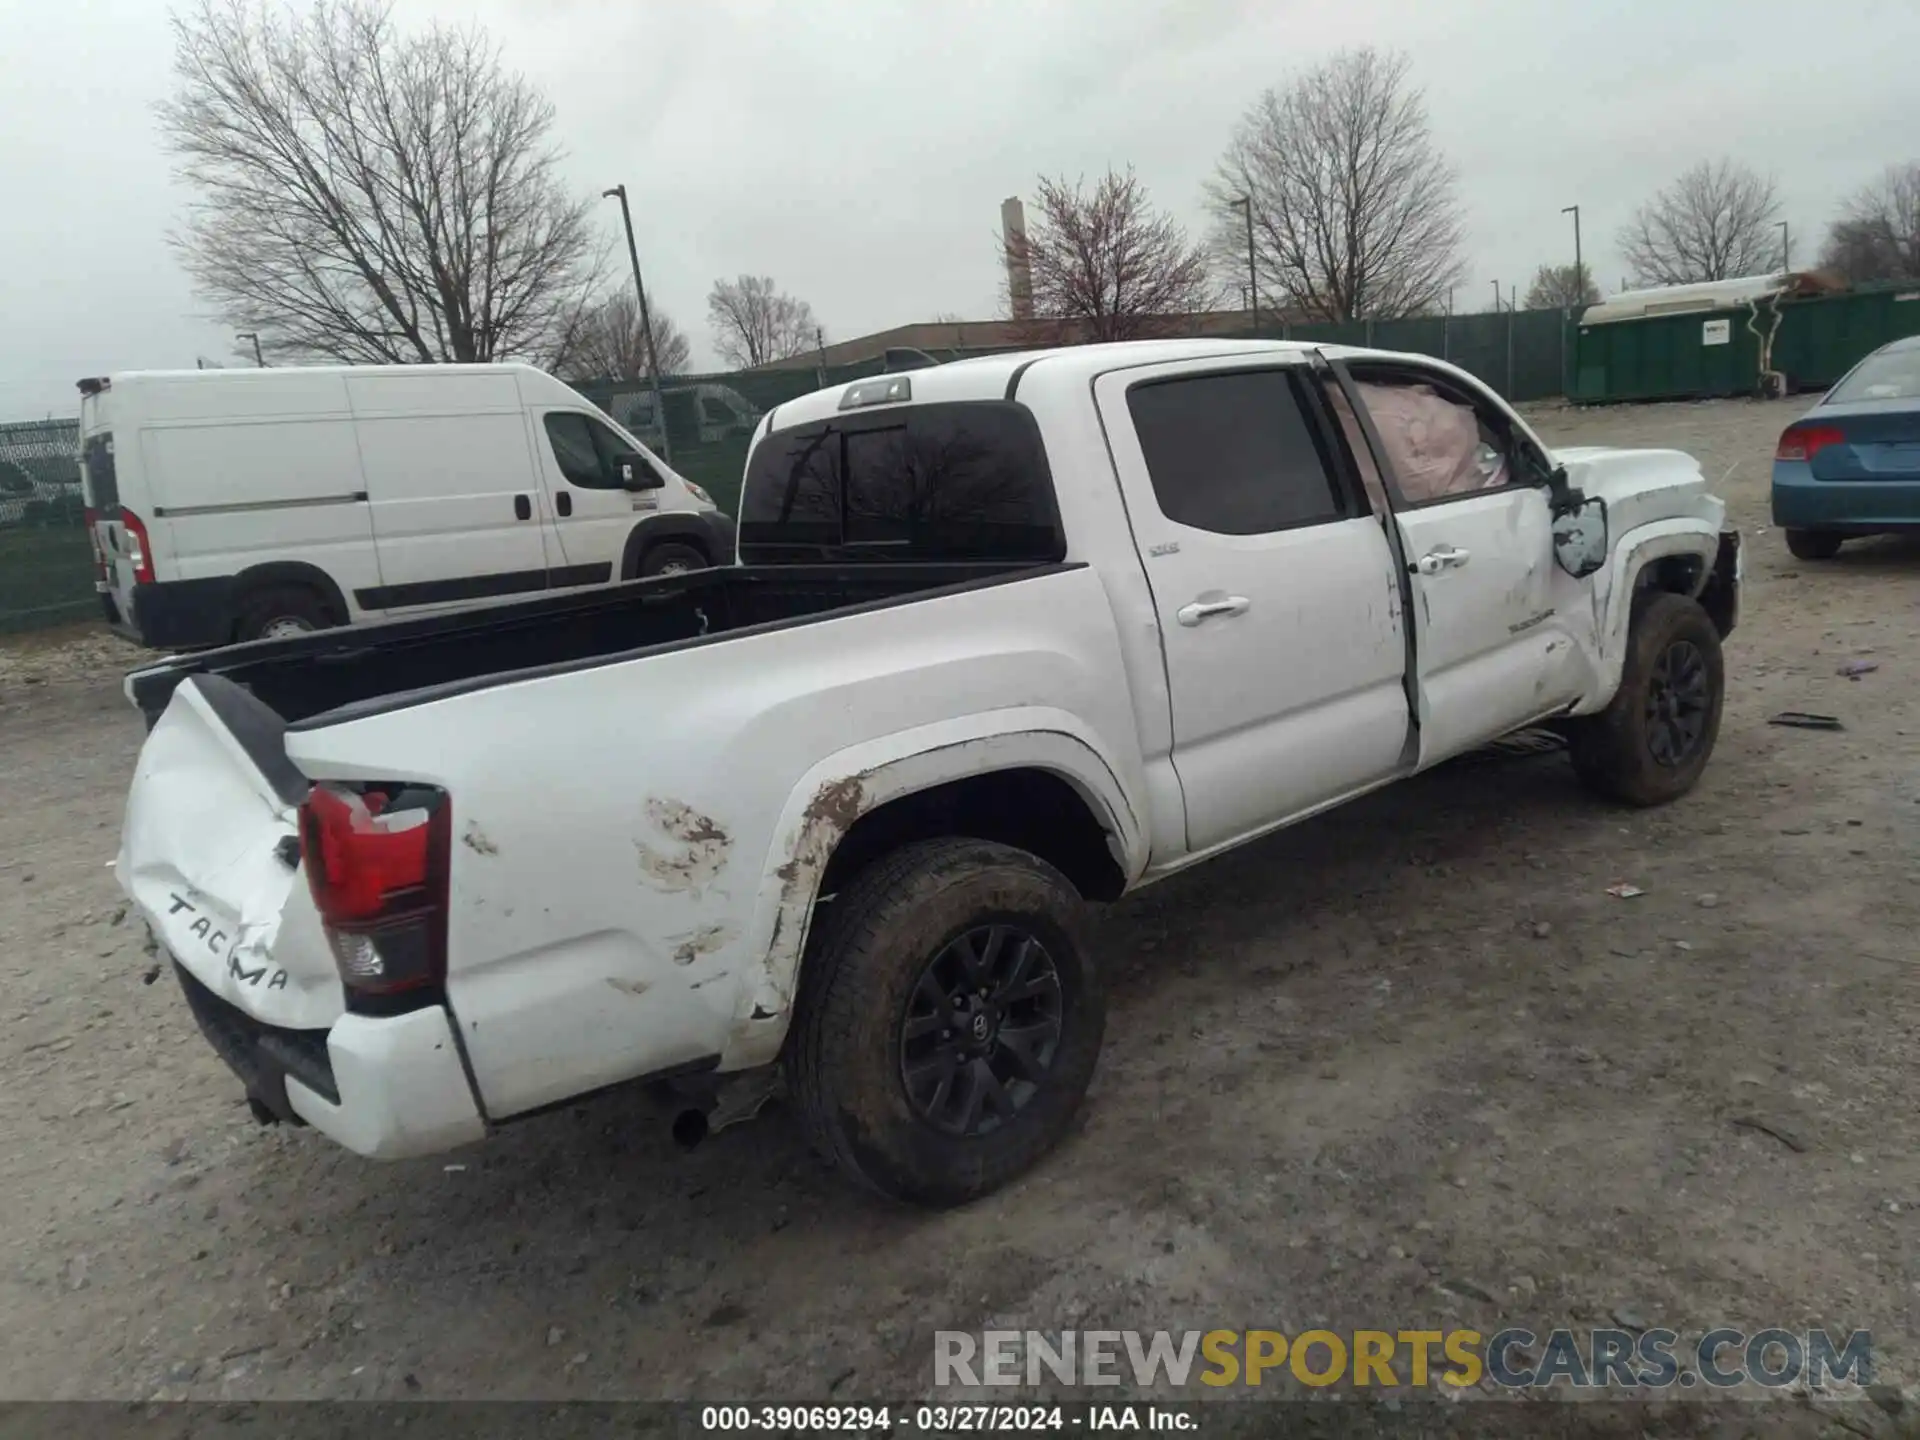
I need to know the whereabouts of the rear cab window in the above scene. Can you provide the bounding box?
[738,401,1063,563]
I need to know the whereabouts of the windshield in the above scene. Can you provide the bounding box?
[1829,347,1920,404]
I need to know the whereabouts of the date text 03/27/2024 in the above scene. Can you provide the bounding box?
[699,1405,1190,1432]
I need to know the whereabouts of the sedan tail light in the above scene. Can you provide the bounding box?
[121,507,156,584]
[1775,424,1845,463]
[300,784,451,1004]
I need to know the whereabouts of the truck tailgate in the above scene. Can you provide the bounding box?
[117,675,342,1030]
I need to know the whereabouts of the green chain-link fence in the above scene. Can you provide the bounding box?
[0,419,92,636]
[0,313,1582,637]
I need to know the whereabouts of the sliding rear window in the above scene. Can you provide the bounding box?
[738,401,1063,563]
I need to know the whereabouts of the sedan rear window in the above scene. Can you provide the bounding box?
[739,401,1063,563]
[1829,347,1920,404]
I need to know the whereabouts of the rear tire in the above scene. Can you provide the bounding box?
[1784,528,1843,561]
[787,838,1103,1208]
[1567,592,1724,807]
[235,585,334,642]
[638,542,708,578]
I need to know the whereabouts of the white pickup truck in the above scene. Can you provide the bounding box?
[117,341,1739,1206]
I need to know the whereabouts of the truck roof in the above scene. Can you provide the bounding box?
[758,338,1426,434]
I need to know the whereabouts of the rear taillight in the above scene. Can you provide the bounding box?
[82,507,106,583]
[1776,425,1845,463]
[299,784,451,1001]
[121,507,155,584]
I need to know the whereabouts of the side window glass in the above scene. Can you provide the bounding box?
[543,413,609,488]
[1126,369,1345,535]
[586,417,661,487]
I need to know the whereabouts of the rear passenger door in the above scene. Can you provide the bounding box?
[1095,356,1411,855]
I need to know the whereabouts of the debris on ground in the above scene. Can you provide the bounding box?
[1839,660,1880,679]
[1731,1111,1811,1153]
[1769,712,1844,730]
[1605,882,1645,899]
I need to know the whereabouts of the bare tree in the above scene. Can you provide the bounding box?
[1208,49,1465,323]
[1000,168,1216,343]
[1618,160,1783,286]
[160,0,599,365]
[707,276,819,368]
[549,290,690,383]
[1522,263,1600,311]
[1820,163,1920,284]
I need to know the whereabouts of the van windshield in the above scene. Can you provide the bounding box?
[738,400,1063,564]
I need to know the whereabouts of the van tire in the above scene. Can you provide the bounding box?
[1567,592,1724,807]
[638,542,708,578]
[235,585,334,642]
[787,838,1103,1208]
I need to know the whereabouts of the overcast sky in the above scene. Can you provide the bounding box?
[1,0,1913,417]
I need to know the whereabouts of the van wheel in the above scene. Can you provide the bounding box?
[236,585,333,642]
[787,838,1104,1208]
[1567,593,1724,807]
[638,543,708,578]
[1784,529,1843,560]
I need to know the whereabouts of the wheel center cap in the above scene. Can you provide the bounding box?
[970,1012,992,1042]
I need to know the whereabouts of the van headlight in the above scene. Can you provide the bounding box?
[685,481,713,506]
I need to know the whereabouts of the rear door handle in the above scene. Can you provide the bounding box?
[555,492,572,518]
[1176,595,1252,626]
[513,494,532,521]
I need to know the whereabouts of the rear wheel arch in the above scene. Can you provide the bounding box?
[228,561,349,638]
[723,733,1142,1071]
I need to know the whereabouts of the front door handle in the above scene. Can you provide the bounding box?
[1176,595,1252,626]
[555,491,572,518]
[1412,545,1470,575]
[513,494,532,521]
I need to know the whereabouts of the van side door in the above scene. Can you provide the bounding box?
[348,372,553,613]
[1093,355,1411,856]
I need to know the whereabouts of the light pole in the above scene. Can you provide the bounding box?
[1561,204,1583,306]
[1229,195,1259,335]
[601,183,672,464]
[1778,220,1791,273]
[236,332,264,367]
[1561,204,1582,398]
[1491,279,1501,312]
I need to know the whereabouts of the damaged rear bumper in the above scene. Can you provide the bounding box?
[177,962,484,1160]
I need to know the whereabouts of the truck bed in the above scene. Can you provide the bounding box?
[127,561,1055,731]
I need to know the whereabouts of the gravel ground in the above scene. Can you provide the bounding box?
[1,396,1916,1423]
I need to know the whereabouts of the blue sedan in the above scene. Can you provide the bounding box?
[1771,334,1920,559]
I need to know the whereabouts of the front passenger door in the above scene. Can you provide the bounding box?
[537,411,667,587]
[1341,365,1585,765]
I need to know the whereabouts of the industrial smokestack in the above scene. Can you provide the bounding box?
[1001,196,1034,322]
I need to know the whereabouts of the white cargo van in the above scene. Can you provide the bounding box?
[78,363,734,648]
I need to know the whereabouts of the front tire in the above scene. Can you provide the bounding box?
[1785,528,1843,561]
[787,838,1104,1207]
[1567,592,1724,807]
[638,542,708,578]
